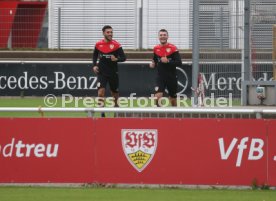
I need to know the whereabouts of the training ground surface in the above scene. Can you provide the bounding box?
[0,186,276,201]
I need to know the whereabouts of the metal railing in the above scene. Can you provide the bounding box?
[1,107,276,119]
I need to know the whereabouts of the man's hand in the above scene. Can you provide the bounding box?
[161,56,169,63]
[93,66,99,74]
[149,61,155,68]
[111,55,118,62]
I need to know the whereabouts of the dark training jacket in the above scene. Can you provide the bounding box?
[152,43,182,78]
[93,39,126,76]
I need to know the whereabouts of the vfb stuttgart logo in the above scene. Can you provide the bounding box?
[121,129,158,172]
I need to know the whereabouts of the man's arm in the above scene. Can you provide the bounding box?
[149,53,158,68]
[92,47,99,66]
[116,47,126,62]
[92,47,99,74]
[169,51,182,66]
[153,53,158,64]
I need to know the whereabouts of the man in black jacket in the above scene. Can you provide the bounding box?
[150,29,182,106]
[92,25,126,114]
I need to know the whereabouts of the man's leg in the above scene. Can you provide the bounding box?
[169,97,177,106]
[155,92,163,107]
[109,74,119,107]
[96,74,107,117]
[154,76,165,107]
[98,88,106,117]
[111,91,119,107]
[167,76,178,107]
[98,88,105,105]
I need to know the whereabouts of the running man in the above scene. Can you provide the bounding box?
[92,25,126,116]
[149,29,182,106]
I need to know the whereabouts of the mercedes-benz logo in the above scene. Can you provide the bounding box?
[165,67,189,95]
[176,67,188,95]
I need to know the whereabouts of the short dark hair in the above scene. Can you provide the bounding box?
[102,25,113,32]
[159,29,168,34]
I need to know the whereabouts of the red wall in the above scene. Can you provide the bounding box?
[0,2,17,48]
[12,3,47,48]
[0,118,275,186]
[0,1,47,48]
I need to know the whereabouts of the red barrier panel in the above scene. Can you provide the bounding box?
[0,118,271,186]
[94,119,267,186]
[0,118,94,183]
[267,120,276,186]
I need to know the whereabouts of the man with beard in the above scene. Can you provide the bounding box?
[92,25,126,116]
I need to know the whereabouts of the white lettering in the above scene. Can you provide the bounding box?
[15,140,25,157]
[25,144,35,157]
[40,76,48,89]
[89,77,97,89]
[77,76,88,89]
[248,139,264,160]
[236,137,249,167]
[3,138,15,157]
[83,97,94,107]
[34,144,45,157]
[219,138,238,159]
[7,76,17,89]
[227,77,236,91]
[29,76,39,89]
[219,137,265,167]
[217,77,227,90]
[18,72,28,89]
[62,94,73,107]
[67,76,76,90]
[0,76,7,89]
[46,144,59,157]
[0,138,59,158]
[202,73,216,90]
[54,72,66,89]
[236,77,242,90]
